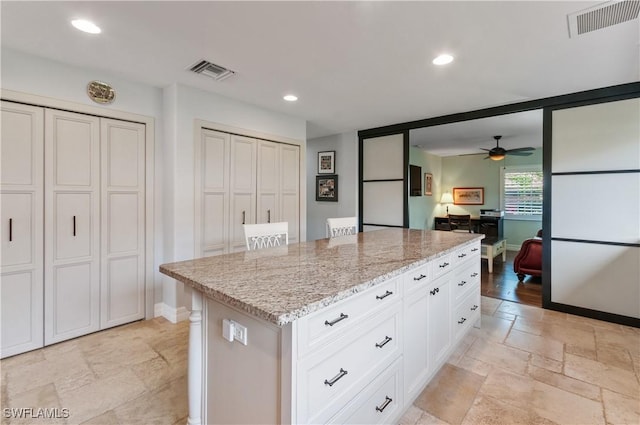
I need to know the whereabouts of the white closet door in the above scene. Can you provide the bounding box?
[280,144,300,243]
[100,118,145,329]
[197,129,230,257]
[0,102,44,358]
[230,135,256,252]
[257,140,279,224]
[45,109,100,344]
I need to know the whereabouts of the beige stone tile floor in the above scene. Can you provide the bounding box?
[1,298,639,425]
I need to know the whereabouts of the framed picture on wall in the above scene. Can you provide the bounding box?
[424,173,433,196]
[453,187,484,205]
[318,151,335,174]
[316,175,338,202]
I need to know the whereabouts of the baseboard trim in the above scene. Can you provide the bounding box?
[507,244,521,251]
[154,303,190,323]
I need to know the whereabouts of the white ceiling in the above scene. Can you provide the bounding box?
[1,1,638,145]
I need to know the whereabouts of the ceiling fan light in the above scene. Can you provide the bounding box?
[490,154,505,161]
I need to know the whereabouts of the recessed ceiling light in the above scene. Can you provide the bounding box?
[71,19,101,34]
[432,54,454,65]
[283,94,298,102]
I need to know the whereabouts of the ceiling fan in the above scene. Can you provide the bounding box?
[482,135,534,160]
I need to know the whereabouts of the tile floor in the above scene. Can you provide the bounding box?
[1,298,638,425]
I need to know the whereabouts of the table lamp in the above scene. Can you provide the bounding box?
[440,192,454,215]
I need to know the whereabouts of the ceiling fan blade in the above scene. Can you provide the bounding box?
[458,152,484,156]
[506,147,535,153]
[506,151,533,156]
[483,156,490,160]
[479,148,491,152]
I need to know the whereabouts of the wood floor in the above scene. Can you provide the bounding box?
[481,250,542,307]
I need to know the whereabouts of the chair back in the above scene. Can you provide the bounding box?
[326,217,358,238]
[448,214,473,233]
[243,222,289,251]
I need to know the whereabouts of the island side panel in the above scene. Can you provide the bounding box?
[204,296,288,424]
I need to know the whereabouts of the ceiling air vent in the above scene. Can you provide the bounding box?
[189,60,235,81]
[568,0,640,38]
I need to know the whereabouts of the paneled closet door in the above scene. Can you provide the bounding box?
[100,118,145,329]
[280,144,300,243]
[229,135,256,252]
[45,109,100,344]
[0,102,44,358]
[197,129,230,257]
[257,140,279,225]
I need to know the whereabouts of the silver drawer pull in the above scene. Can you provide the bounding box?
[439,262,450,268]
[458,317,467,324]
[458,280,466,287]
[471,272,478,277]
[324,313,349,326]
[471,305,478,311]
[429,287,440,296]
[375,336,392,348]
[324,368,348,387]
[375,396,393,413]
[413,274,426,281]
[458,253,466,258]
[471,248,479,252]
[376,290,393,300]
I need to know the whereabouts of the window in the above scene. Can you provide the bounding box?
[501,166,543,219]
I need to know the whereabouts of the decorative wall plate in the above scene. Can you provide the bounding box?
[87,80,115,104]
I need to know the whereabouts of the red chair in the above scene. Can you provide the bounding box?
[513,229,542,281]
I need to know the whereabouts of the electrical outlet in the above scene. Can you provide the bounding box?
[233,322,248,345]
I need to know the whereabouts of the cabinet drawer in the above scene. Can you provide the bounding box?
[329,357,403,425]
[452,260,481,303]
[403,263,430,294]
[432,254,453,278]
[453,288,480,341]
[297,277,401,358]
[298,304,401,425]
[452,241,481,266]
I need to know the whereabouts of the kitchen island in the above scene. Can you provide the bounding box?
[160,228,483,425]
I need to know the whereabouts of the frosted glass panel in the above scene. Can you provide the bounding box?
[551,241,640,318]
[363,181,403,226]
[552,173,640,244]
[363,134,404,180]
[552,98,640,172]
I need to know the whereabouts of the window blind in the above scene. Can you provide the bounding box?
[503,170,543,217]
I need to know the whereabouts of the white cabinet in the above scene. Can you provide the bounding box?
[196,129,300,256]
[1,102,44,358]
[426,274,451,370]
[1,102,147,356]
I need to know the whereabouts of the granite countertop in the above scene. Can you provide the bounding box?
[159,228,483,326]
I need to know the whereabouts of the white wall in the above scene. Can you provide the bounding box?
[306,131,358,240]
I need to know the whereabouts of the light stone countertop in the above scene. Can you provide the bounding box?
[159,228,483,326]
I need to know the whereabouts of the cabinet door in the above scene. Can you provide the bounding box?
[0,102,44,358]
[427,275,452,370]
[257,140,279,224]
[44,109,100,344]
[197,130,230,257]
[280,144,300,243]
[100,118,145,329]
[403,286,429,401]
[229,136,256,252]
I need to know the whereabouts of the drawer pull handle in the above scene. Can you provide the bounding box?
[324,368,348,387]
[267,209,271,223]
[73,215,77,237]
[471,272,478,277]
[471,248,479,252]
[458,253,466,258]
[375,336,392,348]
[376,290,393,300]
[439,262,450,268]
[429,287,440,296]
[324,313,349,326]
[375,396,393,413]
[458,317,467,324]
[471,305,478,311]
[413,274,426,281]
[8,218,12,242]
[458,280,466,287]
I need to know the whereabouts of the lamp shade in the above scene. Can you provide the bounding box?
[440,192,454,204]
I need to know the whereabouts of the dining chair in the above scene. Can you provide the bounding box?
[447,214,473,233]
[243,222,289,250]
[326,216,358,238]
